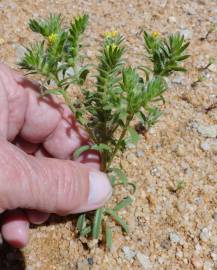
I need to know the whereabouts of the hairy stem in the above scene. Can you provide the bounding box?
[105,115,133,171]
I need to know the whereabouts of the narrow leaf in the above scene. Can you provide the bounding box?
[127,127,140,144]
[91,144,111,153]
[41,89,64,96]
[106,225,112,251]
[80,226,91,237]
[92,208,104,239]
[113,196,133,211]
[77,214,86,232]
[105,209,128,233]
[73,145,90,159]
[112,168,128,185]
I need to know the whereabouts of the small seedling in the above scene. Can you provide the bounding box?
[19,14,189,249]
[198,57,215,71]
[176,180,186,191]
[200,22,217,41]
[191,75,206,88]
[191,58,215,88]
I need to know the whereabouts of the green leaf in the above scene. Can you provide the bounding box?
[76,214,91,236]
[91,144,112,153]
[92,208,104,239]
[105,225,112,251]
[127,127,140,144]
[29,14,62,37]
[109,175,116,186]
[41,89,64,96]
[73,145,90,159]
[112,168,128,185]
[113,196,133,212]
[19,42,47,74]
[80,226,91,236]
[68,14,89,58]
[77,214,86,232]
[78,69,89,85]
[105,209,128,233]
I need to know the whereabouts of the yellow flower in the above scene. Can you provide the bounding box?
[152,31,160,38]
[104,30,118,39]
[48,33,58,44]
[111,30,118,37]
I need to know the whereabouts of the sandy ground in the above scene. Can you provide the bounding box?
[0,0,217,269]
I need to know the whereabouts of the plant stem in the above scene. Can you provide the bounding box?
[104,115,133,171]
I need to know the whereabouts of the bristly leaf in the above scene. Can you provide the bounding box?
[29,14,62,37]
[126,127,140,144]
[113,196,133,212]
[19,42,47,75]
[111,168,128,185]
[92,208,104,239]
[68,14,89,58]
[105,225,112,251]
[105,209,128,233]
[143,31,189,76]
[91,144,112,153]
[73,145,90,159]
[143,76,167,107]
[77,214,86,231]
[77,214,91,236]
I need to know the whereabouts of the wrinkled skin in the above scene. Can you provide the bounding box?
[0,64,112,248]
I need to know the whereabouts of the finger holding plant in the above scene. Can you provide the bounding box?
[19,14,189,249]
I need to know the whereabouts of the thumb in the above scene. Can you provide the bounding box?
[0,140,112,215]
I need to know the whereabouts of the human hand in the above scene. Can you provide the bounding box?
[0,64,112,248]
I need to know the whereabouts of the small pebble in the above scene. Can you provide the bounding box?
[200,228,211,242]
[127,153,136,163]
[168,16,176,23]
[169,232,181,244]
[87,257,94,266]
[176,250,183,259]
[212,212,217,222]
[208,64,217,73]
[13,43,27,62]
[203,261,214,270]
[196,124,217,138]
[210,16,217,23]
[77,259,89,270]
[0,38,4,45]
[180,28,193,39]
[210,252,217,262]
[122,246,136,261]
[136,252,152,269]
[160,239,171,250]
[172,75,185,84]
[192,256,203,269]
[136,150,144,158]
[195,243,202,255]
[158,256,165,264]
[200,139,217,154]
[127,143,136,149]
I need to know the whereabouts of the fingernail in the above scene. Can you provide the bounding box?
[88,171,112,208]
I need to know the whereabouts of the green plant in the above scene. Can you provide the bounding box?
[19,14,189,249]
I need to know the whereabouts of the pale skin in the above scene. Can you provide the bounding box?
[0,64,112,248]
